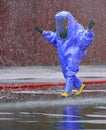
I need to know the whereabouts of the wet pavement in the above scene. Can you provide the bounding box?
[0,88,106,130]
[0,65,106,130]
[0,103,106,130]
[0,65,106,84]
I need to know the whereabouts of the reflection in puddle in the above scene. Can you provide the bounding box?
[54,106,84,130]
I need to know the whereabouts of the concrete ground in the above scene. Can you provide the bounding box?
[0,64,105,104]
[0,65,106,84]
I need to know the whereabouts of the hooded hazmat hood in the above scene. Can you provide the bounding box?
[55,11,84,40]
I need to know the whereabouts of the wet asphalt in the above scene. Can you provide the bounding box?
[0,65,106,84]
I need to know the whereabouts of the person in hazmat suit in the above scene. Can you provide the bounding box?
[35,11,95,97]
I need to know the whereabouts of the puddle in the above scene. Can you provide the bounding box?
[0,88,106,129]
[0,105,106,129]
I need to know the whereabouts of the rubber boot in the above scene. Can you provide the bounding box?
[61,92,70,97]
[75,84,85,96]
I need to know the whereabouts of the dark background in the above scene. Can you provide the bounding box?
[0,0,106,66]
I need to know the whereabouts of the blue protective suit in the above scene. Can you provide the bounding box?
[42,11,94,93]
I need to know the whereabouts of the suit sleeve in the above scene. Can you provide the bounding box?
[79,30,94,50]
[42,31,57,48]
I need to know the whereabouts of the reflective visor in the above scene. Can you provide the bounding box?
[55,17,68,39]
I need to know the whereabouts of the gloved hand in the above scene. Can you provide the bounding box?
[88,20,95,29]
[34,26,43,34]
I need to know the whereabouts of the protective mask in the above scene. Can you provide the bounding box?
[55,17,68,39]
